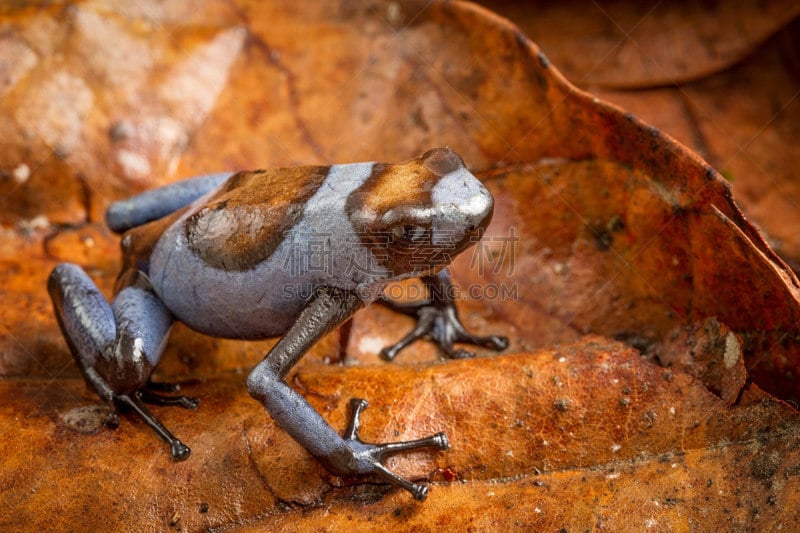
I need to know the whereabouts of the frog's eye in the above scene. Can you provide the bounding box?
[391,224,427,244]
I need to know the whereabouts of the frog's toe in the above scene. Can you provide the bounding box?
[104,410,120,429]
[483,335,510,351]
[140,388,200,410]
[145,379,182,393]
[343,398,448,501]
[170,440,191,461]
[381,302,507,361]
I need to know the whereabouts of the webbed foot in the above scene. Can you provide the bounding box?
[380,299,508,361]
[343,398,449,501]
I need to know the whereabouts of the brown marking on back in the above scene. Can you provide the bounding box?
[184,166,330,271]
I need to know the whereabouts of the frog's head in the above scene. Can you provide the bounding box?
[346,147,494,279]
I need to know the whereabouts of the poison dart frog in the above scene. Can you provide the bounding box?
[48,147,508,500]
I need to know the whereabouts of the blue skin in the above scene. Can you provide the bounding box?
[105,172,232,233]
[48,155,508,501]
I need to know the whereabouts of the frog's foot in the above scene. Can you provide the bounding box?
[343,398,449,501]
[144,379,181,393]
[113,392,192,461]
[380,299,509,361]
[141,380,200,409]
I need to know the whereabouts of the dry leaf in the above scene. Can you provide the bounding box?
[479,0,800,88]
[1,1,799,530]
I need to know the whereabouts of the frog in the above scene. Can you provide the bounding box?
[48,147,508,501]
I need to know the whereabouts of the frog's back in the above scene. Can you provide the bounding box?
[148,162,380,340]
[146,147,490,340]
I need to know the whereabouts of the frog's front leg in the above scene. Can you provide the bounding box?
[48,263,197,460]
[380,269,509,361]
[246,286,449,501]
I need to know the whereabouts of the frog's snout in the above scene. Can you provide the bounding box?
[431,189,493,247]
[430,161,494,248]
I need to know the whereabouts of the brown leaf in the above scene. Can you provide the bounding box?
[479,0,800,88]
[493,2,800,281]
[3,338,799,530]
[655,318,747,404]
[2,1,799,530]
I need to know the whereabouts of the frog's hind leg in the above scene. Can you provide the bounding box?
[48,262,194,460]
[106,172,233,233]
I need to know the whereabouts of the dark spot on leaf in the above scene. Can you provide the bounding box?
[751,451,781,480]
[108,120,134,142]
[589,224,613,251]
[514,29,528,48]
[607,215,625,233]
[588,216,625,251]
[614,332,653,353]
[537,51,550,68]
[554,398,571,412]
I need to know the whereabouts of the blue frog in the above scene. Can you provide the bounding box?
[48,147,507,500]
